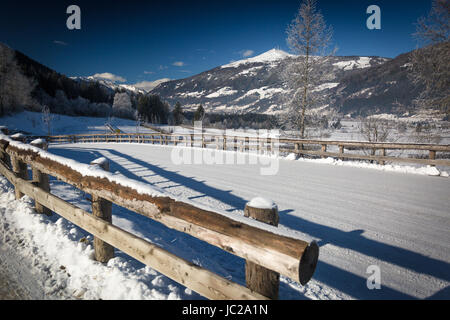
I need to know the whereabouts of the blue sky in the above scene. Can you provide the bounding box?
[0,0,432,86]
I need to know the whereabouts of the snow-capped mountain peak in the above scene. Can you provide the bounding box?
[221,48,295,68]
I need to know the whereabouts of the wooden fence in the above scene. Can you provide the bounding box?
[43,131,450,167]
[0,133,319,300]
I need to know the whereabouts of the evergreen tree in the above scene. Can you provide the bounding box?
[137,94,169,124]
[173,102,184,125]
[193,104,205,122]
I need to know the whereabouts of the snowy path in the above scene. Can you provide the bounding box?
[1,142,448,299]
[45,143,450,300]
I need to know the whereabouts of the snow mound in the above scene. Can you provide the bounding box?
[296,157,447,177]
[247,197,278,210]
[30,138,47,145]
[285,153,298,161]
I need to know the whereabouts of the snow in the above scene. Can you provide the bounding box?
[0,176,189,300]
[177,91,206,98]
[30,138,47,145]
[247,197,278,210]
[90,157,109,167]
[11,133,25,139]
[333,57,372,70]
[0,111,157,136]
[221,49,295,68]
[39,142,450,299]
[205,87,238,98]
[285,154,447,177]
[1,112,450,299]
[236,66,264,76]
[236,86,287,101]
[1,134,167,199]
[312,82,340,92]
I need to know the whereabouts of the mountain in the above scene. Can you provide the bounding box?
[151,48,422,117]
[132,79,171,92]
[71,76,171,94]
[70,76,146,95]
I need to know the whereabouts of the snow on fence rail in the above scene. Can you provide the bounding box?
[0,132,319,300]
[39,131,450,167]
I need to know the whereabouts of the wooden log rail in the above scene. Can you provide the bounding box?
[36,131,450,167]
[0,134,319,300]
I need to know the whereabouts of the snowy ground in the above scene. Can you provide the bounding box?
[0,112,449,300]
[3,111,449,146]
[1,142,448,300]
[0,111,156,136]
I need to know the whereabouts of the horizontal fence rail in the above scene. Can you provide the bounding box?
[34,131,450,167]
[0,133,319,300]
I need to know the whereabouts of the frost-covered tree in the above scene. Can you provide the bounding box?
[41,105,52,136]
[112,92,134,119]
[410,0,450,114]
[135,111,144,134]
[282,0,334,138]
[0,44,36,116]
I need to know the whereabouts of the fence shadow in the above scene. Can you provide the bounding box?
[278,210,450,284]
[99,148,249,211]
[49,145,449,299]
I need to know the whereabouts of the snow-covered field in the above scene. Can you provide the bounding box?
[0,111,156,136]
[0,111,449,300]
[1,141,448,300]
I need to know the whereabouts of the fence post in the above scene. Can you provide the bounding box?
[429,150,436,166]
[244,198,280,299]
[10,134,28,199]
[90,158,115,263]
[223,136,227,151]
[30,139,52,216]
[379,148,386,165]
[321,144,327,159]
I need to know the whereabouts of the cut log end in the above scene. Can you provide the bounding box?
[299,241,319,286]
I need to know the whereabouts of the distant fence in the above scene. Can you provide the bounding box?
[0,132,319,300]
[40,131,450,167]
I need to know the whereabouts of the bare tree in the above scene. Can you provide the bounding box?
[410,0,450,114]
[41,105,53,136]
[358,118,392,156]
[415,0,449,44]
[359,118,391,143]
[282,0,334,138]
[135,112,144,134]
